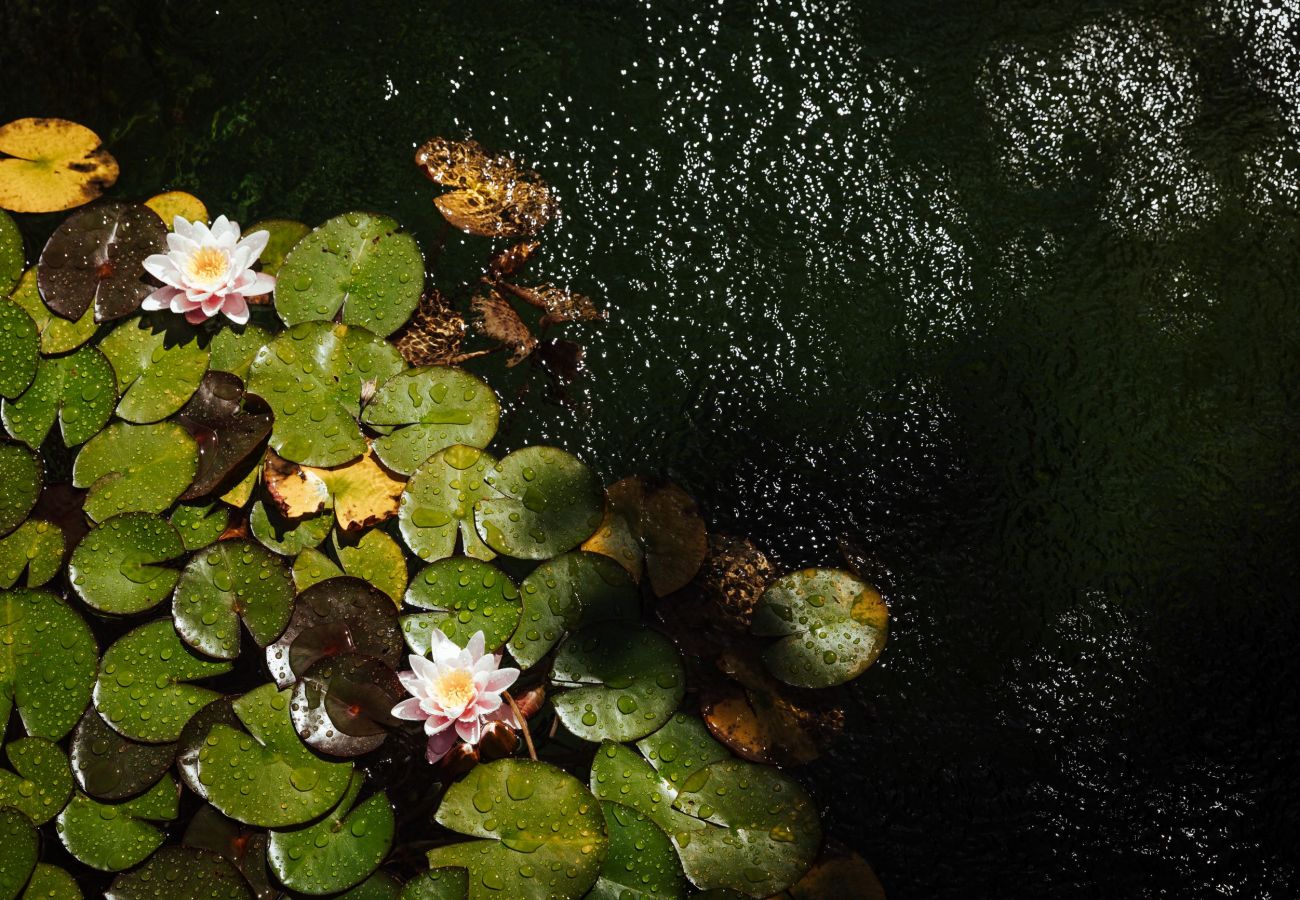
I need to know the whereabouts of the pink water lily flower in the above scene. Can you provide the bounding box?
[391,629,521,763]
[141,215,275,325]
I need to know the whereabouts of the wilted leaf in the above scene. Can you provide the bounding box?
[500,281,604,328]
[392,291,470,367]
[486,239,540,280]
[0,118,119,213]
[415,137,556,238]
[37,201,167,322]
[583,477,708,596]
[694,534,777,633]
[471,290,536,366]
[246,218,309,278]
[263,445,406,532]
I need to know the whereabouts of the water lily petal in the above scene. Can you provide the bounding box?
[480,667,519,695]
[391,697,427,721]
[245,271,276,296]
[221,294,250,325]
[237,227,270,261]
[409,654,439,683]
[465,631,486,662]
[424,712,455,736]
[425,728,458,763]
[184,307,210,325]
[455,716,483,745]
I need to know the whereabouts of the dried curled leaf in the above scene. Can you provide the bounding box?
[391,291,466,367]
[582,477,709,596]
[486,240,540,280]
[0,118,119,213]
[415,137,555,238]
[263,445,406,532]
[694,534,777,633]
[500,281,604,328]
[472,290,536,366]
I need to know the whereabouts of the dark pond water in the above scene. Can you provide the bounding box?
[4,0,1300,896]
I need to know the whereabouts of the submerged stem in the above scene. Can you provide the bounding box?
[504,691,537,761]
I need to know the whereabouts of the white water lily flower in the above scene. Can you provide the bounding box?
[391,629,521,763]
[141,215,274,325]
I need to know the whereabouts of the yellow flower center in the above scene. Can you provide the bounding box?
[434,670,475,709]
[187,246,228,283]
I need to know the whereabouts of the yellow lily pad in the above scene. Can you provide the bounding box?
[144,191,208,227]
[0,118,119,213]
[264,445,406,532]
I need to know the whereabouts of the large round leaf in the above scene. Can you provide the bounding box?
[275,212,423,337]
[209,323,272,381]
[508,551,639,670]
[265,576,402,688]
[0,588,97,740]
[0,519,64,588]
[474,446,604,560]
[0,737,72,825]
[0,299,37,400]
[7,267,97,354]
[550,623,684,742]
[399,870,468,900]
[292,547,343,591]
[752,568,888,688]
[268,771,394,894]
[402,557,520,654]
[247,321,405,467]
[589,801,685,899]
[0,118,118,213]
[290,653,404,757]
[0,807,37,899]
[169,501,231,551]
[1,345,117,447]
[362,367,499,475]
[195,682,352,827]
[245,219,308,277]
[72,422,197,522]
[99,314,210,423]
[37,201,166,322]
[0,442,40,538]
[0,210,21,294]
[399,445,497,563]
[95,619,232,743]
[105,846,252,900]
[181,804,276,900]
[172,538,294,659]
[20,864,82,900]
[56,776,178,871]
[250,498,331,556]
[174,698,239,801]
[334,527,407,603]
[69,513,185,615]
[71,707,175,802]
[429,759,608,900]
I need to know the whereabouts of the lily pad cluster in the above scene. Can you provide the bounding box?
[0,135,891,899]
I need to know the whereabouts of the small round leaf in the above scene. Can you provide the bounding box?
[0,519,64,588]
[362,367,499,476]
[7,267,97,354]
[172,538,294,659]
[474,446,604,560]
[56,776,179,871]
[0,441,41,538]
[37,201,165,322]
[508,551,638,670]
[0,588,97,740]
[0,736,73,825]
[1,345,116,448]
[99,314,210,423]
[399,444,497,563]
[69,512,185,615]
[402,557,520,654]
[0,299,37,400]
[590,801,685,899]
[71,708,175,802]
[265,577,402,688]
[106,846,251,900]
[290,653,404,757]
[0,807,37,899]
[72,422,197,522]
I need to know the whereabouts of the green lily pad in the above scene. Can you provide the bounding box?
[334,527,407,604]
[268,771,394,894]
[752,568,889,689]
[275,212,423,337]
[475,446,604,560]
[362,367,499,476]
[0,588,97,740]
[250,498,331,556]
[68,512,185,615]
[265,576,403,688]
[0,442,40,538]
[1,345,117,447]
[0,209,21,295]
[401,557,520,654]
[20,864,82,900]
[105,846,252,900]
[195,682,352,827]
[247,321,405,467]
[7,268,96,354]
[589,801,685,900]
[0,737,72,825]
[99,314,210,423]
[0,519,64,588]
[70,708,175,802]
[72,422,197,522]
[0,807,37,900]
[172,538,294,659]
[209,323,272,381]
[290,652,404,757]
[181,804,275,900]
[399,445,498,563]
[175,698,238,800]
[507,551,639,670]
[246,219,309,277]
[174,372,273,501]
[551,622,684,742]
[399,870,468,900]
[170,501,231,551]
[292,547,343,591]
[429,759,607,900]
[37,201,168,323]
[220,456,261,509]
[590,717,821,897]
[339,873,402,900]
[95,619,232,742]
[0,299,37,400]
[57,776,179,871]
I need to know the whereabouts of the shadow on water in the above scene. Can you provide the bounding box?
[3,0,1299,895]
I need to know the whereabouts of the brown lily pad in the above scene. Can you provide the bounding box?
[472,289,537,366]
[486,239,540,279]
[583,476,708,596]
[263,444,406,532]
[415,137,555,238]
[500,281,604,328]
